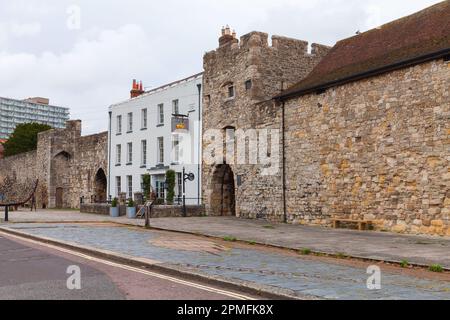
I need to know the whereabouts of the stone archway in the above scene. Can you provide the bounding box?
[210,164,236,216]
[50,151,71,208]
[94,168,107,203]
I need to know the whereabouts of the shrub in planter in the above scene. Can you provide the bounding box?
[110,198,119,217]
[127,199,136,219]
[142,174,151,201]
[166,170,176,205]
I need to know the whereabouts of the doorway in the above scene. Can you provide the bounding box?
[55,187,63,209]
[94,168,107,202]
[210,164,235,216]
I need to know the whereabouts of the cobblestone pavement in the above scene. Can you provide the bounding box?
[3,209,450,269]
[2,223,450,300]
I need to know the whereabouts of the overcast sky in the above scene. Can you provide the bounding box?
[0,0,443,135]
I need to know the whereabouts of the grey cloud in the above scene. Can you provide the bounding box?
[0,0,443,134]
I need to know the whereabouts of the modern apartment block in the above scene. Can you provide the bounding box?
[108,74,203,205]
[0,96,70,140]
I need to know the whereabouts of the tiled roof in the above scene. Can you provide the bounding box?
[277,1,450,100]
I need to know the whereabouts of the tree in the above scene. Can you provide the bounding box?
[3,123,52,157]
[166,170,176,204]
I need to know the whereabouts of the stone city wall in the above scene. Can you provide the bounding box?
[284,59,450,236]
[0,120,108,209]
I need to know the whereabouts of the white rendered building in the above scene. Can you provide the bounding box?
[107,73,203,205]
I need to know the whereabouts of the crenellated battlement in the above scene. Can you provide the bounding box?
[205,29,330,62]
[203,27,331,103]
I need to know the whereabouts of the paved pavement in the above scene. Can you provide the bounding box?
[3,209,450,269]
[2,222,449,300]
[0,233,247,300]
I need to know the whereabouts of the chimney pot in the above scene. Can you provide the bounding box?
[219,25,238,47]
[131,79,144,98]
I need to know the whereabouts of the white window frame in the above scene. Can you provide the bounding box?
[116,144,121,165]
[172,99,179,115]
[116,115,122,134]
[156,179,165,200]
[158,104,164,125]
[127,112,133,132]
[116,176,121,195]
[141,108,147,129]
[173,134,180,163]
[157,137,164,164]
[141,140,147,166]
[127,142,133,164]
[127,175,133,199]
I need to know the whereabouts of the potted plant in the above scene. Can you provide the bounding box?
[110,198,119,217]
[127,198,136,219]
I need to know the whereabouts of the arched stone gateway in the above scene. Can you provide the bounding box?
[209,164,236,216]
[50,151,71,208]
[94,168,107,203]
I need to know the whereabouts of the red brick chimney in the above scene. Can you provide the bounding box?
[130,79,145,98]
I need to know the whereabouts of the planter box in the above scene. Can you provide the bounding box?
[127,207,136,219]
[110,207,119,218]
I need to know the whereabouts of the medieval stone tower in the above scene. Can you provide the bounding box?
[202,27,330,221]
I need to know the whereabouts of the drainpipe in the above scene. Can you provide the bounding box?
[197,83,202,206]
[107,111,112,200]
[282,101,287,223]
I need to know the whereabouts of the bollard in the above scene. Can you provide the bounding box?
[145,205,150,229]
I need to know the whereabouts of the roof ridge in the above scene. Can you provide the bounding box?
[336,1,449,45]
[277,1,450,100]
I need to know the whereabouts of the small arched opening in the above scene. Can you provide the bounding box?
[51,151,71,208]
[94,168,107,203]
[209,164,235,216]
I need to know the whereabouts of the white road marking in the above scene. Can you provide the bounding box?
[0,231,255,300]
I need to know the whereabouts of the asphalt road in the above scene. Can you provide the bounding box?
[0,234,252,300]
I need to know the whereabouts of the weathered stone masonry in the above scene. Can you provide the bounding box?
[284,60,449,236]
[202,2,449,236]
[0,120,108,209]
[202,30,330,221]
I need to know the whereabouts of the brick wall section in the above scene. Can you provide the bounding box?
[0,120,108,209]
[284,59,450,236]
[202,31,330,221]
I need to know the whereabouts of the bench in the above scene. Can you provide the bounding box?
[332,218,373,231]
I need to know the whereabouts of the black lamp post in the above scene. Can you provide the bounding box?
[0,193,7,222]
[182,167,195,217]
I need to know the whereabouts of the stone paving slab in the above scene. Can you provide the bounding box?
[2,223,450,300]
[3,209,450,269]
